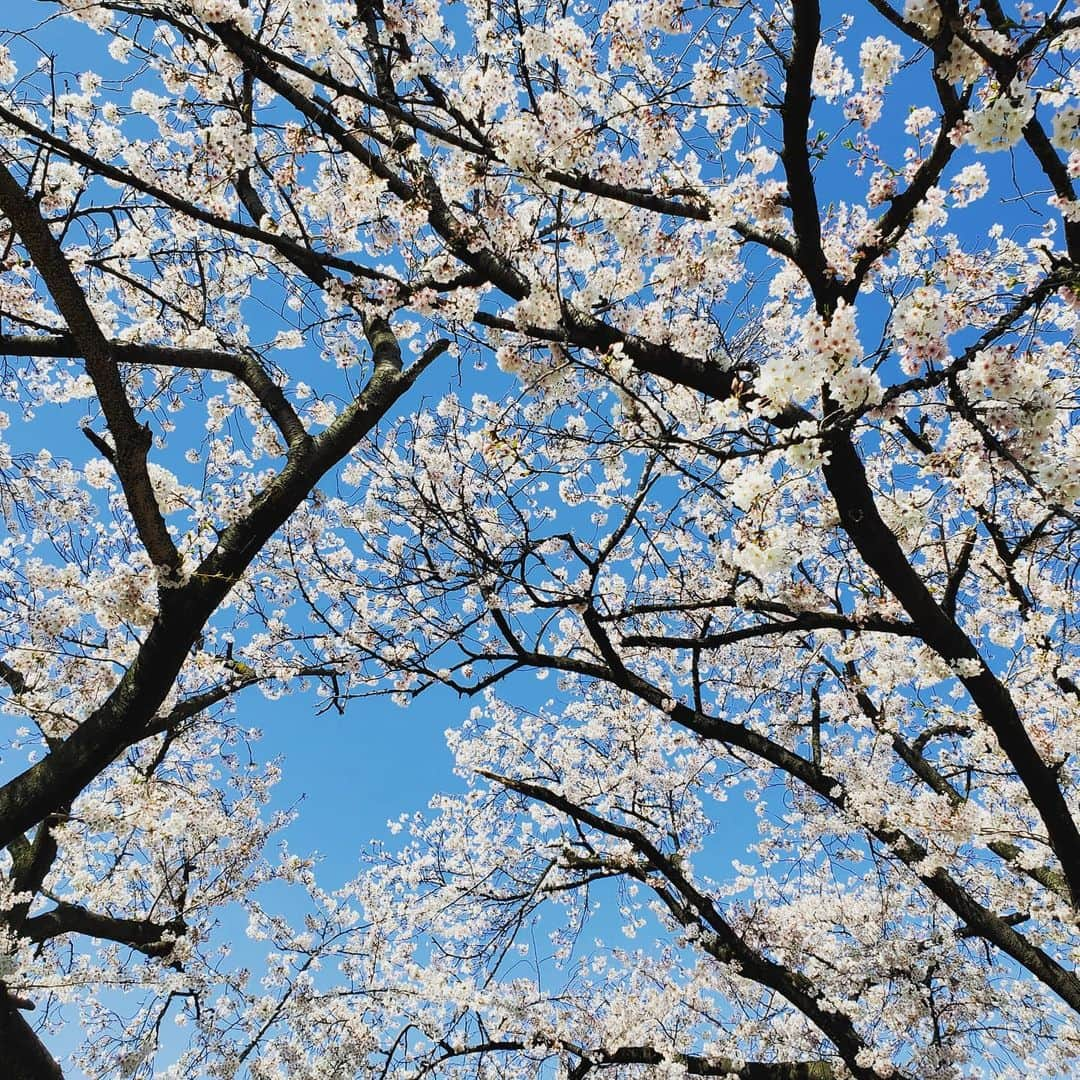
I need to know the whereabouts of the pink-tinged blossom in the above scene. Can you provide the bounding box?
[894,285,953,371]
[904,0,941,36]
[965,83,1037,152]
[812,45,854,104]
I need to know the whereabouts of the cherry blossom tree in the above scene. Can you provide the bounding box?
[2,0,1080,1077]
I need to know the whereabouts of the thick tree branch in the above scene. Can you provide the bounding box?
[492,645,1080,1014]
[6,811,65,932]
[422,1036,837,1079]
[0,162,180,572]
[622,611,920,648]
[0,657,27,695]
[821,430,1080,906]
[484,771,894,1080]
[780,0,830,303]
[0,337,442,858]
[0,334,310,451]
[21,901,184,959]
[568,1046,837,1079]
[0,988,64,1080]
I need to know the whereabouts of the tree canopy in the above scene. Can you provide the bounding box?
[1,0,1080,1076]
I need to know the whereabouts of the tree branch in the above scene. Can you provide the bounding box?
[0,336,442,861]
[484,771,892,1080]
[780,0,830,303]
[821,430,1080,907]
[0,103,397,285]
[494,646,1080,1014]
[568,1045,837,1079]
[0,987,64,1080]
[622,611,920,648]
[21,901,184,959]
[0,334,310,451]
[0,162,180,572]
